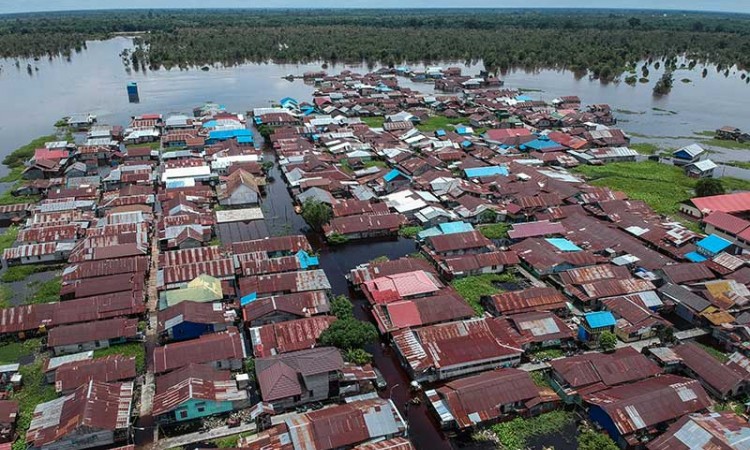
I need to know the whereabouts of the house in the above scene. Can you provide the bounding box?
[423,230,493,257]
[47,318,139,356]
[323,213,405,240]
[382,169,411,193]
[601,294,667,342]
[577,311,616,347]
[658,283,712,325]
[249,316,337,357]
[239,270,332,298]
[161,274,224,310]
[255,347,344,411]
[391,317,523,383]
[348,257,437,287]
[702,211,750,248]
[681,191,750,219]
[669,343,748,400]
[584,375,712,448]
[153,327,246,374]
[506,311,576,350]
[648,412,750,450]
[425,369,559,430]
[689,234,740,262]
[239,398,407,450]
[0,401,18,443]
[2,242,73,266]
[549,347,662,404]
[152,366,249,425]
[370,289,474,334]
[217,169,265,207]
[437,251,520,280]
[483,287,569,316]
[361,270,443,305]
[26,381,133,450]
[685,159,717,178]
[54,355,136,394]
[242,291,331,327]
[672,143,706,166]
[157,301,233,342]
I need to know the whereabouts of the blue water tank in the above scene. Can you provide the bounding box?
[127,82,139,103]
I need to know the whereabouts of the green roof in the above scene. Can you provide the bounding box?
[164,274,223,308]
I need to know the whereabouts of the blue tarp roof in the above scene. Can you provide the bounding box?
[522,138,562,151]
[383,169,410,182]
[237,136,254,144]
[296,250,319,269]
[696,234,732,254]
[584,311,616,329]
[456,126,472,135]
[202,120,217,129]
[464,166,509,178]
[545,238,582,252]
[435,129,447,137]
[208,129,254,141]
[240,292,257,306]
[461,140,473,148]
[280,97,298,106]
[516,95,533,102]
[685,251,708,262]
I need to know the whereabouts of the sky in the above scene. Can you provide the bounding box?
[1,0,749,14]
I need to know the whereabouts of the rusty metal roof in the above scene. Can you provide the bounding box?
[488,287,568,315]
[583,375,711,436]
[392,317,523,373]
[242,291,330,324]
[250,316,337,357]
[161,258,236,286]
[232,235,312,255]
[551,347,661,390]
[373,290,475,334]
[155,364,232,395]
[648,411,750,450]
[54,355,136,394]
[256,347,344,402]
[17,224,81,244]
[153,327,246,374]
[48,317,139,348]
[507,311,575,345]
[426,230,493,253]
[240,270,332,297]
[159,246,224,267]
[349,257,437,286]
[157,301,232,333]
[558,264,630,285]
[152,377,248,417]
[324,213,405,236]
[60,272,144,299]
[662,263,716,285]
[362,270,443,305]
[27,381,133,448]
[578,278,655,302]
[672,343,745,397]
[62,256,148,283]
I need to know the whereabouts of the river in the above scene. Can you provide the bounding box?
[2,36,750,450]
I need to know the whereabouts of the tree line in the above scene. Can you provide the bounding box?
[1,9,749,77]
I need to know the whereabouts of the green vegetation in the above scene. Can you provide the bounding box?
[702,138,750,150]
[363,160,388,169]
[578,430,619,450]
[729,161,750,170]
[399,225,423,238]
[0,167,25,183]
[477,223,510,239]
[300,198,332,231]
[2,134,57,170]
[572,162,749,216]
[695,178,726,197]
[360,116,385,128]
[0,264,56,283]
[94,341,147,373]
[0,227,19,254]
[599,331,618,352]
[0,190,40,206]
[0,284,12,309]
[12,357,57,450]
[0,338,42,364]
[127,140,161,150]
[3,11,750,80]
[653,70,674,96]
[451,273,516,316]
[327,233,349,245]
[491,410,574,450]
[345,348,373,365]
[697,342,729,363]
[530,348,565,360]
[320,296,378,355]
[213,432,253,448]
[629,142,661,155]
[369,256,390,264]
[416,116,466,132]
[530,371,551,388]
[26,276,61,304]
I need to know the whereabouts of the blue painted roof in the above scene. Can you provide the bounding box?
[383,169,409,182]
[202,120,217,129]
[237,136,254,144]
[208,129,253,141]
[464,166,509,178]
[516,95,533,102]
[418,221,474,240]
[435,129,447,137]
[522,138,561,151]
[240,292,257,306]
[280,97,298,106]
[461,140,473,148]
[545,238,582,252]
[685,251,708,262]
[584,311,616,329]
[296,250,319,269]
[456,126,472,135]
[696,234,732,254]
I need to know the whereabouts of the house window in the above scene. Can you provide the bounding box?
[178,410,188,419]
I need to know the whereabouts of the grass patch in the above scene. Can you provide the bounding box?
[728,161,750,170]
[492,410,574,450]
[530,348,565,360]
[0,285,12,309]
[359,116,385,128]
[694,130,717,137]
[94,341,146,373]
[572,162,696,215]
[1,265,55,283]
[399,225,423,238]
[416,115,466,132]
[629,142,661,155]
[26,277,61,304]
[477,223,510,239]
[12,355,57,450]
[363,160,388,169]
[530,371,551,388]
[697,342,729,363]
[0,167,25,183]
[0,190,40,206]
[702,138,750,151]
[213,431,253,448]
[0,227,19,254]
[2,135,57,169]
[0,338,42,364]
[127,141,161,150]
[451,273,516,316]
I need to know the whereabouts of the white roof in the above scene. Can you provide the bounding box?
[382,190,428,213]
[675,143,706,158]
[161,165,211,182]
[215,208,264,223]
[689,159,718,171]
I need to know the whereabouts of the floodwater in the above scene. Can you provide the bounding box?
[2,37,750,449]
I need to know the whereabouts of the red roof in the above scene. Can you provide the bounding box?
[153,327,245,374]
[672,343,745,397]
[48,318,138,348]
[373,290,474,333]
[250,316,337,357]
[550,347,661,391]
[484,128,532,141]
[487,287,568,315]
[691,192,750,215]
[427,230,493,253]
[0,401,18,425]
[508,221,566,239]
[256,347,343,402]
[362,270,443,305]
[703,211,750,234]
[348,257,437,286]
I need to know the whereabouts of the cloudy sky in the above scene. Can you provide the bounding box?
[1,0,749,14]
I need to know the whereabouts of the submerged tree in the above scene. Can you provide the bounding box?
[653,70,674,96]
[300,198,332,231]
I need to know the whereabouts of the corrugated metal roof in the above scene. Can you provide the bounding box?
[153,327,245,374]
[250,316,337,357]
